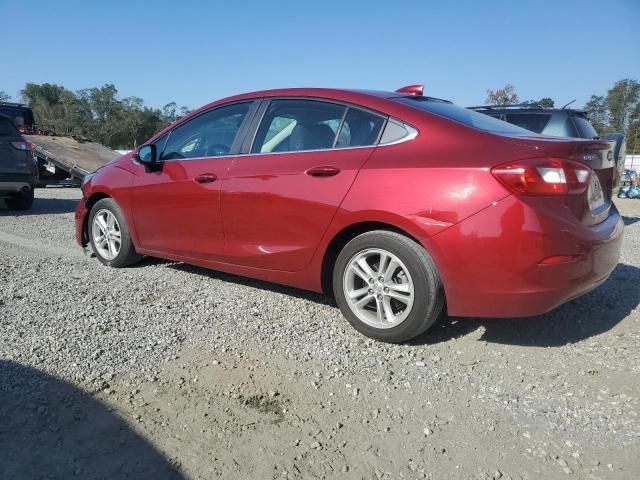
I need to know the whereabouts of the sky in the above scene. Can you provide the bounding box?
[1,0,639,111]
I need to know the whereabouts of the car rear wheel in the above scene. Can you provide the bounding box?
[4,188,34,211]
[333,230,444,343]
[89,198,142,268]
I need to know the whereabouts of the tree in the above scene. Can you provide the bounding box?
[584,95,610,135]
[21,83,91,134]
[522,97,555,108]
[584,78,640,153]
[19,82,190,149]
[0,91,11,102]
[536,97,555,108]
[485,84,519,105]
[605,79,640,133]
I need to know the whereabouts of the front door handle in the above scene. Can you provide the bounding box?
[194,173,217,184]
[305,165,341,177]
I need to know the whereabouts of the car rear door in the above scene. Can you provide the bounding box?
[220,98,386,271]
[129,101,258,260]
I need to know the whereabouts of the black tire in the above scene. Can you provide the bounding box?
[88,198,142,268]
[333,230,445,343]
[5,188,34,211]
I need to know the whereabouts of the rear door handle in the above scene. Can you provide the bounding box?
[305,165,341,177]
[194,173,217,184]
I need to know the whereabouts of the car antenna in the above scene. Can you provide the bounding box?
[561,99,576,109]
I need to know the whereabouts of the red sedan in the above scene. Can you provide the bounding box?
[76,86,623,343]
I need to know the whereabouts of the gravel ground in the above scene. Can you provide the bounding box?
[1,188,639,479]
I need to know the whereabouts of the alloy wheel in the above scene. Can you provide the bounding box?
[342,248,415,329]
[92,209,122,261]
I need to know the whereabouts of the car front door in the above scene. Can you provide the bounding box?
[130,101,257,260]
[220,99,386,271]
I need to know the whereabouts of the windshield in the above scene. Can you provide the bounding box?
[393,97,535,135]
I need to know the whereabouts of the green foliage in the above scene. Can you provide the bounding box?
[536,97,555,108]
[522,97,555,108]
[0,91,11,102]
[584,95,610,135]
[585,79,640,153]
[606,79,639,133]
[19,83,190,149]
[485,84,519,105]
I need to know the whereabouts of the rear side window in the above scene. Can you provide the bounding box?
[253,100,346,153]
[0,107,34,129]
[504,113,552,134]
[336,108,385,148]
[0,117,19,136]
[161,102,251,160]
[394,97,533,135]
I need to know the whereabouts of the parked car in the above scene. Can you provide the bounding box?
[77,86,623,343]
[0,114,37,210]
[469,104,627,179]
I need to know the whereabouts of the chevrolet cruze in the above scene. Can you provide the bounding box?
[76,86,623,343]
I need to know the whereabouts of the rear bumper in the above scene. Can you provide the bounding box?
[75,197,89,246]
[0,173,37,195]
[430,196,624,318]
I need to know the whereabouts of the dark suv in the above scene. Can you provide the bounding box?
[469,104,599,138]
[469,104,626,177]
[0,114,37,210]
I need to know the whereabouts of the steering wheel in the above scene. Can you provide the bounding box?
[207,144,230,156]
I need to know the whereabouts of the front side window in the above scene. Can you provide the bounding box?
[161,102,251,160]
[252,100,346,153]
[151,133,169,160]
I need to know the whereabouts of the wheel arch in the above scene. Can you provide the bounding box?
[320,221,425,297]
[81,192,113,246]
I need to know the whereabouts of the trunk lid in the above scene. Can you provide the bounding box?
[499,135,615,225]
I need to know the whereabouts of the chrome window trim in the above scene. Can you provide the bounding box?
[134,134,415,164]
[130,122,418,165]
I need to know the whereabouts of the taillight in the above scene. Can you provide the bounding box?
[11,140,31,151]
[491,158,591,195]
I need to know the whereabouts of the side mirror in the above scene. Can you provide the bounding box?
[137,144,157,164]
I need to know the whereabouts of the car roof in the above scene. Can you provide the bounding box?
[188,88,402,116]
[148,88,435,144]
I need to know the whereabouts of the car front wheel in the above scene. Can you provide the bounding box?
[333,230,445,343]
[89,198,142,268]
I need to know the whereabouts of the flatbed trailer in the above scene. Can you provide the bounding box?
[25,135,120,186]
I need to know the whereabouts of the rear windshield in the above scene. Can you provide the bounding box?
[0,117,19,136]
[573,115,598,139]
[0,107,34,128]
[393,97,534,135]
[505,113,552,134]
